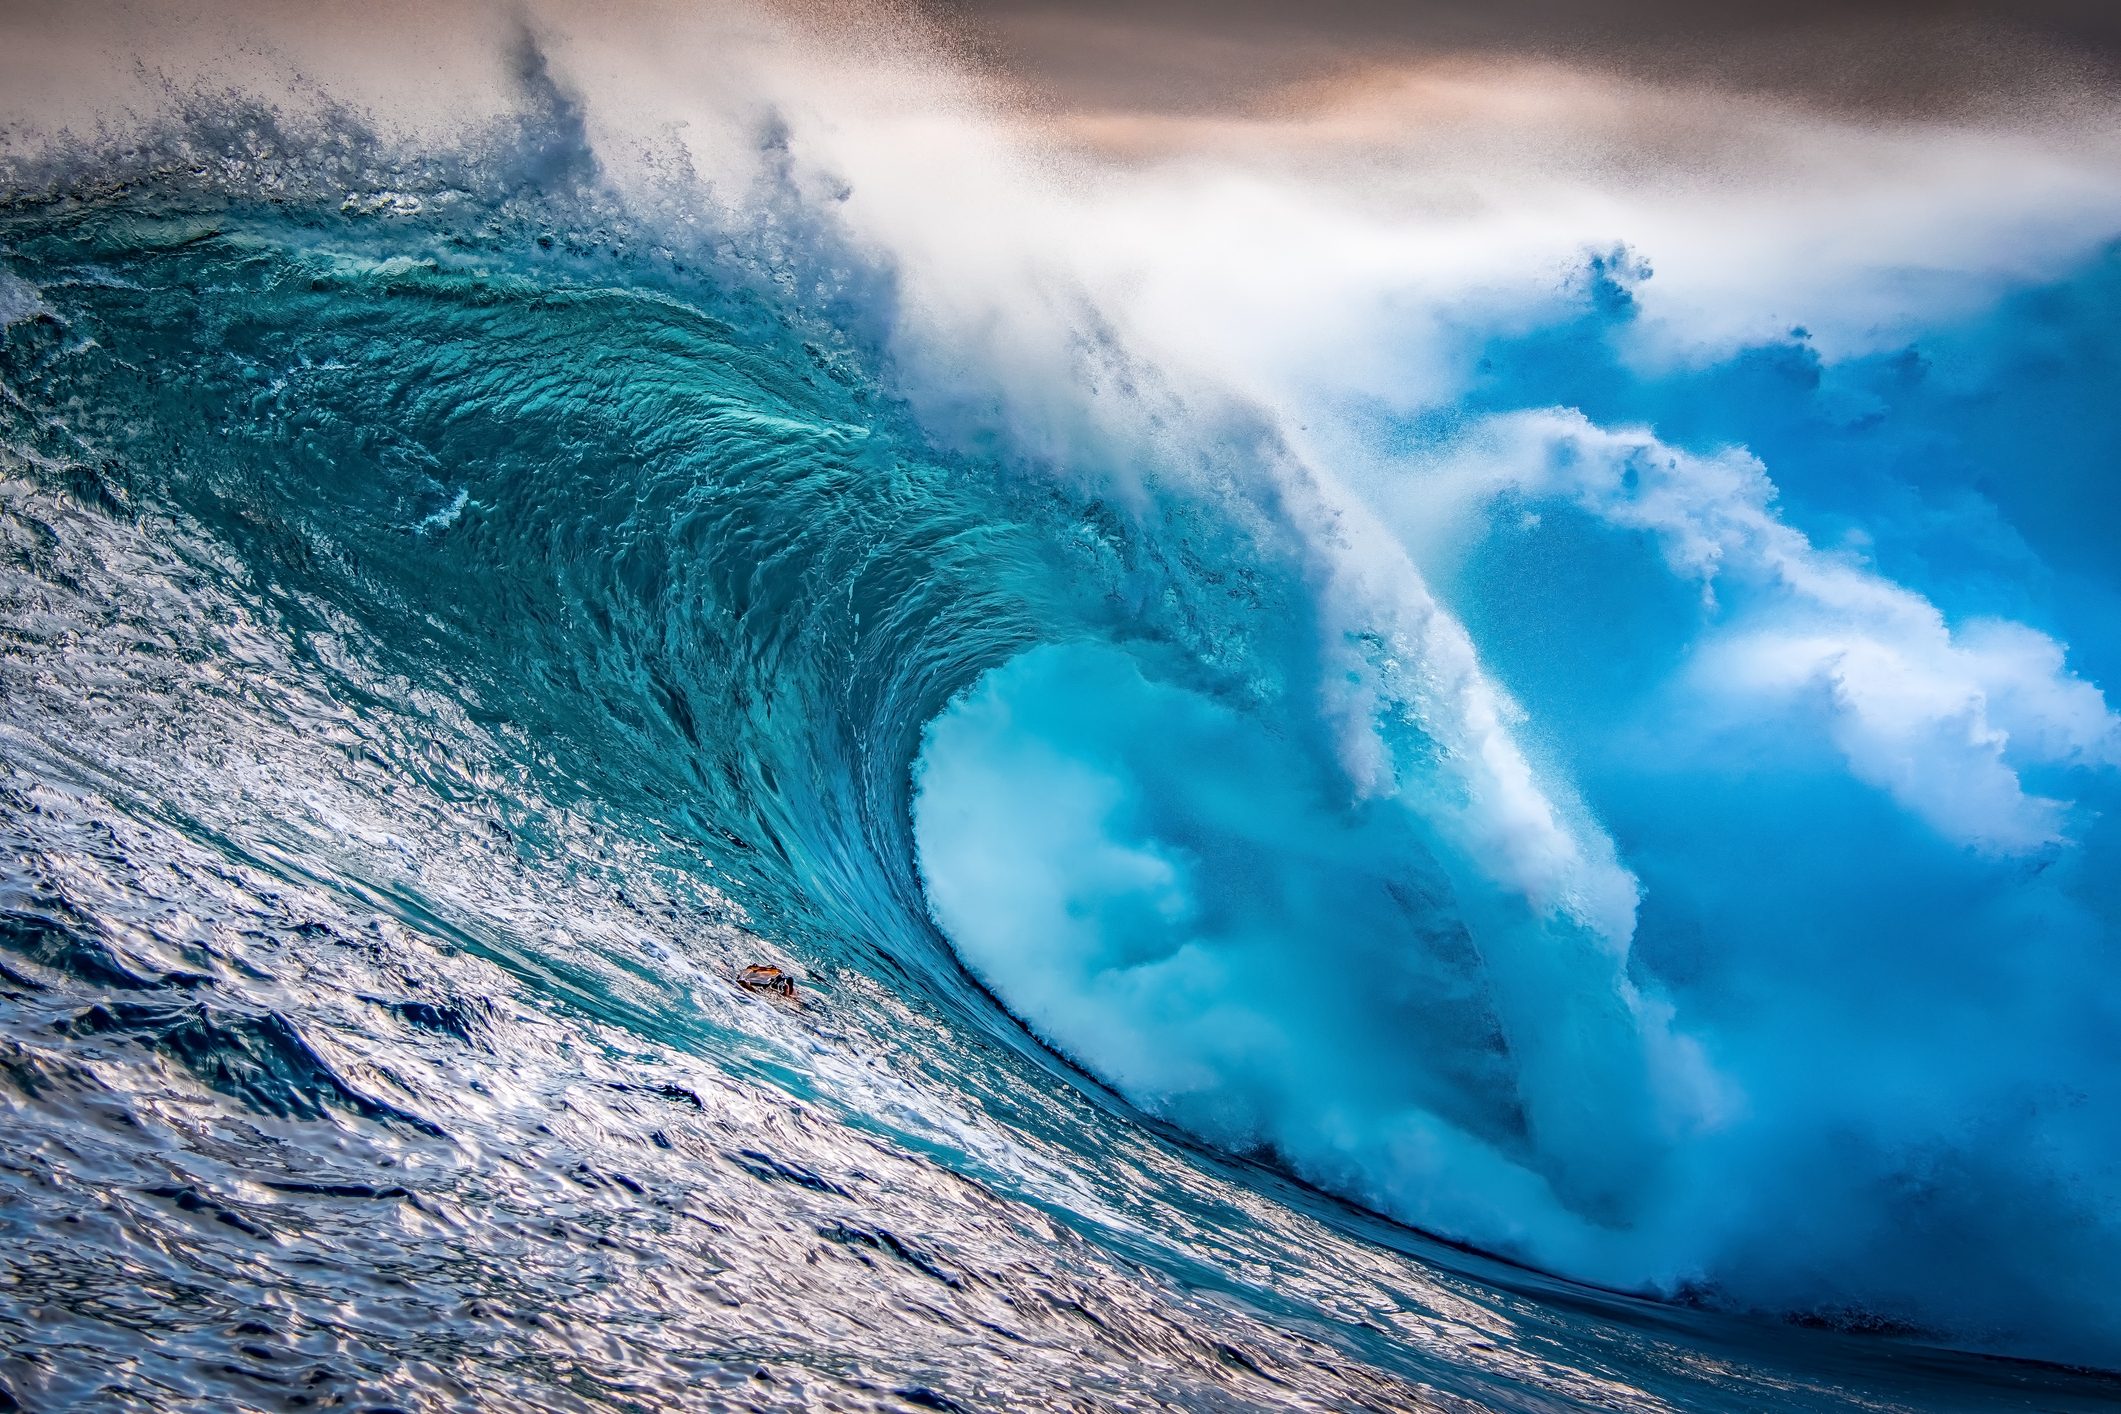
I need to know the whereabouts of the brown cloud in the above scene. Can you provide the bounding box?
[920,0,2121,122]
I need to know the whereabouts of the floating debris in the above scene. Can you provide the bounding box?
[736,963,800,1004]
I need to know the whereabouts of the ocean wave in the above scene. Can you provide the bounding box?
[4,12,2121,1407]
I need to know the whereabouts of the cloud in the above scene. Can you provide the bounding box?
[935,0,2121,120]
[1432,410,2121,851]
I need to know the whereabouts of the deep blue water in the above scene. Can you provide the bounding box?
[2,101,2120,1412]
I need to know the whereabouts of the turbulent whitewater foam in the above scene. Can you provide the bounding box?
[3,3,2121,1408]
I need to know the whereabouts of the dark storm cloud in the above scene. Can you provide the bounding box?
[924,0,2121,116]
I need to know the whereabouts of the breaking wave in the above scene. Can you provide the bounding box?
[4,14,2121,1407]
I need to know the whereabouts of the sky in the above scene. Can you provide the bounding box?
[928,0,2121,117]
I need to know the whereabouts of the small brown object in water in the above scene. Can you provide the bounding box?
[737,963,799,1003]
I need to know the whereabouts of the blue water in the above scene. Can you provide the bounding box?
[2,87,2120,1411]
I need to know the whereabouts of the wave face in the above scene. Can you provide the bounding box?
[4,18,2121,1409]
